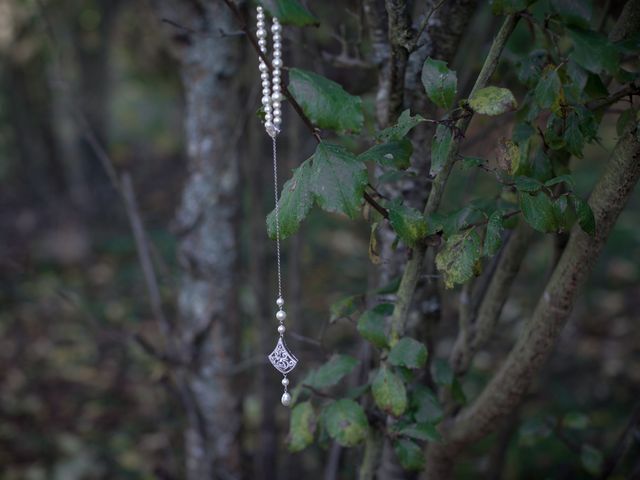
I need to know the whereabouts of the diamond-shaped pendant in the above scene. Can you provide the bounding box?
[268,337,298,374]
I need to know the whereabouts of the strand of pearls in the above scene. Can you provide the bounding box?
[256,6,282,138]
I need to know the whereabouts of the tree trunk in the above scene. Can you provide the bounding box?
[153,2,243,479]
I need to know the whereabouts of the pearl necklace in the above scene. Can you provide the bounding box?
[258,6,298,407]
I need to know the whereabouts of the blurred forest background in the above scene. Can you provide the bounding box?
[0,0,638,479]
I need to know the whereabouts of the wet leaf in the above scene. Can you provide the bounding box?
[359,139,412,170]
[435,230,482,288]
[267,160,314,239]
[431,124,454,176]
[288,401,316,452]
[288,68,363,133]
[323,399,369,447]
[469,86,517,115]
[519,191,557,232]
[388,337,428,369]
[310,142,368,218]
[377,109,426,142]
[357,304,393,348]
[484,211,504,257]
[387,201,428,247]
[372,366,407,417]
[304,354,359,390]
[421,58,457,109]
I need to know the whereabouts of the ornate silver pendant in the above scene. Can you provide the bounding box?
[268,337,298,375]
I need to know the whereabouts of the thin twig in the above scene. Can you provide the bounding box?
[409,0,449,52]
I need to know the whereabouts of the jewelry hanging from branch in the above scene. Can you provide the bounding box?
[258,6,298,407]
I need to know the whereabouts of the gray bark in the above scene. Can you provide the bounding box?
[153,2,243,479]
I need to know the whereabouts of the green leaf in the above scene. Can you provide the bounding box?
[484,211,504,257]
[310,142,368,218]
[421,58,457,109]
[288,68,363,133]
[377,109,426,142]
[431,124,454,176]
[519,191,557,232]
[323,399,369,447]
[329,294,362,323]
[553,195,576,232]
[534,66,562,109]
[468,86,518,116]
[411,386,443,423]
[372,366,407,417]
[514,176,543,192]
[267,160,314,239]
[569,28,620,75]
[398,422,442,443]
[393,439,425,471]
[551,0,593,29]
[304,354,359,390]
[358,139,412,170]
[564,111,585,157]
[357,304,393,348]
[387,201,428,247]
[544,174,576,190]
[260,0,319,26]
[435,230,482,288]
[288,401,316,452]
[388,337,428,369]
[581,444,603,476]
[571,195,595,235]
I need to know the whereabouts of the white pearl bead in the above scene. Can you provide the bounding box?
[262,95,271,105]
[271,92,282,103]
[281,392,291,406]
[259,62,268,73]
[273,58,282,68]
[271,22,281,33]
[258,38,266,48]
[273,108,281,118]
[276,310,287,322]
[278,324,286,334]
[273,33,281,43]
[276,297,284,307]
[273,50,281,59]
[274,116,282,127]
[257,28,266,37]
[281,377,289,386]
[257,21,265,29]
[262,80,270,89]
[261,73,269,82]
[265,120,274,130]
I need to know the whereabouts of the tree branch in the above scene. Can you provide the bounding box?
[387,14,519,343]
[450,221,534,375]
[427,119,640,477]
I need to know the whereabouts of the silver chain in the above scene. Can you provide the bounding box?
[272,136,283,300]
